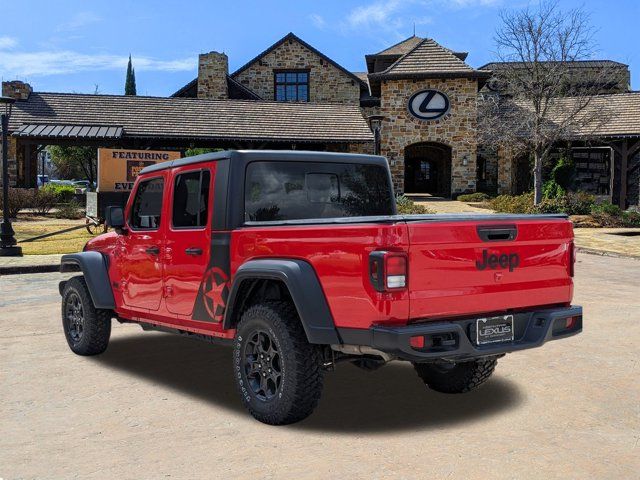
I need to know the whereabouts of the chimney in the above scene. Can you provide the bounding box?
[197,52,228,100]
[2,80,32,100]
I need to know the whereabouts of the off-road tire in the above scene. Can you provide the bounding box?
[233,301,324,425]
[61,275,111,356]
[413,357,498,394]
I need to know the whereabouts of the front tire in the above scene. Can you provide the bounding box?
[233,302,324,425]
[413,357,498,394]
[61,276,111,356]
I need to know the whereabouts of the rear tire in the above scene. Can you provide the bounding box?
[233,301,324,425]
[413,357,498,394]
[61,276,111,356]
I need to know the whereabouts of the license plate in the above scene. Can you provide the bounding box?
[476,315,514,345]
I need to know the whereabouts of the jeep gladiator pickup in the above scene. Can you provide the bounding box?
[59,150,582,425]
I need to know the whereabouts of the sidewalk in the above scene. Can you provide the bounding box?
[0,254,62,275]
[573,228,640,259]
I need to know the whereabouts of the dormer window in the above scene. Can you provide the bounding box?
[275,70,309,102]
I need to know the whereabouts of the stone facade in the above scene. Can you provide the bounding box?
[379,77,478,194]
[197,52,228,100]
[233,38,361,104]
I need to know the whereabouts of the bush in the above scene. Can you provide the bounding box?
[0,188,34,218]
[589,202,640,227]
[489,192,535,214]
[457,192,491,202]
[542,180,565,199]
[42,184,76,203]
[32,188,58,215]
[489,191,595,216]
[395,195,434,214]
[534,192,595,215]
[54,200,84,219]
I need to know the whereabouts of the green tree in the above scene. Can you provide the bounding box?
[125,54,137,96]
[49,146,97,184]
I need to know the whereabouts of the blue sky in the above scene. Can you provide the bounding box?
[1,0,637,96]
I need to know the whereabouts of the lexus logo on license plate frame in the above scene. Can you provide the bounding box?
[476,315,514,345]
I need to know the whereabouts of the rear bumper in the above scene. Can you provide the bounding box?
[337,306,582,362]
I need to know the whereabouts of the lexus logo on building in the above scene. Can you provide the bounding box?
[408,89,450,120]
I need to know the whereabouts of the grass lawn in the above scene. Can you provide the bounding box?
[12,215,94,255]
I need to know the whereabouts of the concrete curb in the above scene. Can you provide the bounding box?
[0,264,60,276]
[576,247,640,261]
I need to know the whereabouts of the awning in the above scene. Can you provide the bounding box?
[13,124,124,139]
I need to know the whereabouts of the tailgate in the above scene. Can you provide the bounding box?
[406,215,574,320]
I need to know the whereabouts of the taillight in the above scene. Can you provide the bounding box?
[369,251,408,292]
[568,241,575,277]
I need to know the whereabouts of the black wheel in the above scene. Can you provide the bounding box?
[233,301,324,425]
[413,357,498,394]
[61,276,111,356]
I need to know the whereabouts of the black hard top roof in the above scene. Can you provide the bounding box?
[139,150,388,175]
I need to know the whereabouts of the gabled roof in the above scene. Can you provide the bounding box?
[8,92,374,143]
[231,32,367,87]
[370,38,489,79]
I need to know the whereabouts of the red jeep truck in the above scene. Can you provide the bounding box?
[59,150,582,425]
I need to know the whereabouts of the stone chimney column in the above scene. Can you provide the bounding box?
[2,80,32,100]
[197,52,228,100]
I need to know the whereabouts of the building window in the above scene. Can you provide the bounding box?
[275,71,309,102]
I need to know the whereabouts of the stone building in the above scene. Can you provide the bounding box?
[2,32,639,206]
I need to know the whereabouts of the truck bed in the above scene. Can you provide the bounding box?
[233,213,574,330]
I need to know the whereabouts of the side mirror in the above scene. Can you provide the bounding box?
[105,206,126,233]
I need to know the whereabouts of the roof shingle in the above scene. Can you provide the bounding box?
[8,92,373,143]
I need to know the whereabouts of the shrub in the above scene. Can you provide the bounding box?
[42,184,76,203]
[0,188,34,218]
[489,192,535,214]
[535,192,595,215]
[457,192,491,202]
[591,202,622,216]
[32,188,58,215]
[395,195,434,214]
[54,200,84,219]
[589,202,640,227]
[542,180,565,199]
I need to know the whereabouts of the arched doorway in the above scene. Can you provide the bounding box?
[404,142,452,197]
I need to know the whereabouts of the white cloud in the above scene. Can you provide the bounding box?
[55,11,101,32]
[0,36,18,49]
[346,0,404,29]
[449,0,501,6]
[309,13,326,29]
[0,50,196,77]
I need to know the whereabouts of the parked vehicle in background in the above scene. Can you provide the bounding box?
[58,150,582,425]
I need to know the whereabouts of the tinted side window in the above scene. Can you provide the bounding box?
[172,170,211,228]
[245,162,393,221]
[130,177,164,229]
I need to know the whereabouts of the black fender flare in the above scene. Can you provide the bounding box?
[223,258,340,345]
[60,252,116,309]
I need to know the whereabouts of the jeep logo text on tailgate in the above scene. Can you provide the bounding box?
[476,250,520,272]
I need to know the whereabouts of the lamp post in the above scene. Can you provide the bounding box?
[0,95,22,256]
[368,115,384,155]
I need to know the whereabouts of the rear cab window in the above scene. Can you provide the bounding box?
[245,161,394,222]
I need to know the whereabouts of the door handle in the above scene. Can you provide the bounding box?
[145,246,160,255]
[185,247,203,256]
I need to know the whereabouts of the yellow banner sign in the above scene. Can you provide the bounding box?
[97,148,181,192]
